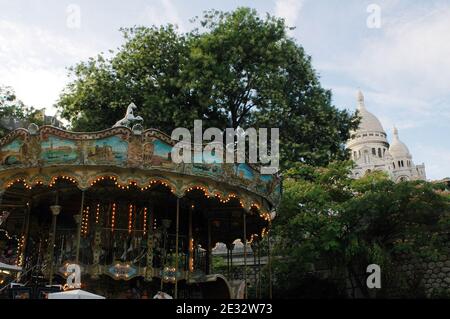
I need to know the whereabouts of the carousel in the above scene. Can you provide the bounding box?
[0,106,280,299]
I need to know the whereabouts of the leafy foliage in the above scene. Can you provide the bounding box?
[272,161,450,298]
[0,86,42,138]
[56,8,358,168]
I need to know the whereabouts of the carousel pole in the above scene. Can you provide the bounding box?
[226,246,230,280]
[145,202,154,282]
[258,240,262,299]
[188,203,193,279]
[268,229,272,299]
[21,199,32,265]
[226,215,230,280]
[207,217,212,274]
[227,215,232,280]
[230,244,233,279]
[253,242,257,299]
[48,192,61,285]
[16,197,31,277]
[160,211,166,292]
[243,212,247,299]
[175,197,180,299]
[74,190,85,263]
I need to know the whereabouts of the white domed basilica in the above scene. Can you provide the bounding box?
[347,90,426,182]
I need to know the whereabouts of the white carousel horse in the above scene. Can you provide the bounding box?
[113,103,144,128]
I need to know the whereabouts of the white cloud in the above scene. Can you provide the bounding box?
[0,20,96,114]
[142,0,185,31]
[332,84,430,114]
[325,3,450,158]
[2,67,67,115]
[414,145,450,180]
[275,0,304,30]
[353,4,450,100]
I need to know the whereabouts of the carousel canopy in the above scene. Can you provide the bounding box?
[0,124,281,214]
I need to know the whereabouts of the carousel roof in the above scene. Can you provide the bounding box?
[0,124,281,214]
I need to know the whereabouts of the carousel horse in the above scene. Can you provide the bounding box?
[113,103,144,128]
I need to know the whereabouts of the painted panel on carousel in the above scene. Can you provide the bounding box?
[41,136,78,164]
[192,150,223,176]
[143,139,174,168]
[235,163,254,180]
[192,163,223,176]
[260,174,273,183]
[0,139,24,166]
[85,136,128,165]
[257,174,276,194]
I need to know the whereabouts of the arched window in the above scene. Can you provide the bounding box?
[378,148,382,158]
[364,150,370,164]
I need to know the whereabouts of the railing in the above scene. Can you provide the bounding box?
[0,264,40,294]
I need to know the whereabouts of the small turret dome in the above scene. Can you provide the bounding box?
[389,127,411,158]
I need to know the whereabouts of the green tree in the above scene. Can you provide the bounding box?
[273,162,450,298]
[0,86,41,138]
[56,8,358,167]
[57,25,205,133]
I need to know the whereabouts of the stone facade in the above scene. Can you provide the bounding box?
[396,254,450,297]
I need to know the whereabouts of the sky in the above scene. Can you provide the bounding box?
[0,0,449,180]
